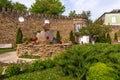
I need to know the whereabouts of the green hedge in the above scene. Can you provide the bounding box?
[5,64,21,77]
[0,66,3,77]
[86,62,117,80]
[54,43,120,79]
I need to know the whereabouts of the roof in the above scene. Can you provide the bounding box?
[97,9,120,21]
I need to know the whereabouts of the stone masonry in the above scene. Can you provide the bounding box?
[17,43,72,59]
[0,7,88,46]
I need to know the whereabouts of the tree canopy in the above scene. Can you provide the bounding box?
[0,0,13,11]
[69,10,76,17]
[77,24,111,43]
[0,0,27,12]
[12,2,27,11]
[82,11,92,23]
[30,0,65,15]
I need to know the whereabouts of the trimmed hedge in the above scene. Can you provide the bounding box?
[0,66,3,77]
[5,64,21,77]
[86,62,117,80]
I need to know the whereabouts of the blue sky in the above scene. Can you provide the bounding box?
[11,0,120,21]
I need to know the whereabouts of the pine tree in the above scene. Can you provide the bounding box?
[106,33,111,44]
[16,28,23,44]
[114,33,118,41]
[56,31,61,42]
[69,30,75,44]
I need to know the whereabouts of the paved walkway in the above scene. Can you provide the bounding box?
[0,51,36,64]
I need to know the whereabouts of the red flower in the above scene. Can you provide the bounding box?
[46,36,49,40]
[59,41,62,44]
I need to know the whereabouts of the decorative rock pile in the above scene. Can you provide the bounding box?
[17,19,72,59]
[17,43,72,59]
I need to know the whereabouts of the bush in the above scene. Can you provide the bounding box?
[32,59,55,71]
[0,66,3,77]
[5,64,21,77]
[54,43,120,79]
[69,30,75,44]
[23,35,31,43]
[114,32,118,41]
[32,60,45,71]
[42,59,55,68]
[16,28,23,44]
[56,31,61,43]
[21,63,35,73]
[86,62,117,80]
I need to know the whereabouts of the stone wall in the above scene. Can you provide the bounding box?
[0,7,88,46]
[17,43,72,59]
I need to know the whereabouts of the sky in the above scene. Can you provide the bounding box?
[11,0,120,21]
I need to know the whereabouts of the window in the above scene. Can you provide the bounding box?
[75,24,81,32]
[111,17,116,23]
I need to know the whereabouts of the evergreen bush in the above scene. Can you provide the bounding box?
[56,31,61,43]
[86,62,117,80]
[5,64,21,77]
[16,28,23,44]
[54,43,120,79]
[114,33,118,41]
[21,63,34,73]
[32,60,45,71]
[69,30,75,44]
[0,66,3,77]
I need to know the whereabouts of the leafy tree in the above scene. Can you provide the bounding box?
[16,28,23,44]
[114,32,118,41]
[82,11,92,23]
[69,30,75,44]
[12,2,27,11]
[56,31,61,42]
[69,10,76,17]
[30,0,65,15]
[94,18,104,25]
[0,0,13,12]
[78,24,111,43]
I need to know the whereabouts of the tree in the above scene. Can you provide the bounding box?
[56,31,61,42]
[106,33,111,44]
[78,24,111,43]
[69,10,76,17]
[114,32,118,41]
[12,2,27,11]
[30,0,65,15]
[0,0,13,12]
[69,30,75,44]
[16,28,23,44]
[82,11,92,23]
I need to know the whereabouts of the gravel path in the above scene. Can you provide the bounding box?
[0,51,36,64]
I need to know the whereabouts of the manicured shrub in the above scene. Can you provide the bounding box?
[32,60,45,71]
[5,64,21,77]
[42,59,55,68]
[106,33,111,44]
[54,43,120,79]
[69,30,75,44]
[21,63,35,73]
[16,28,23,44]
[86,62,117,80]
[0,66,3,77]
[56,31,61,43]
[114,32,118,41]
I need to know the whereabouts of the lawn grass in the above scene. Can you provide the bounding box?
[5,67,75,80]
[0,48,16,54]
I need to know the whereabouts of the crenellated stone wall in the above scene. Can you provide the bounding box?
[0,7,88,46]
